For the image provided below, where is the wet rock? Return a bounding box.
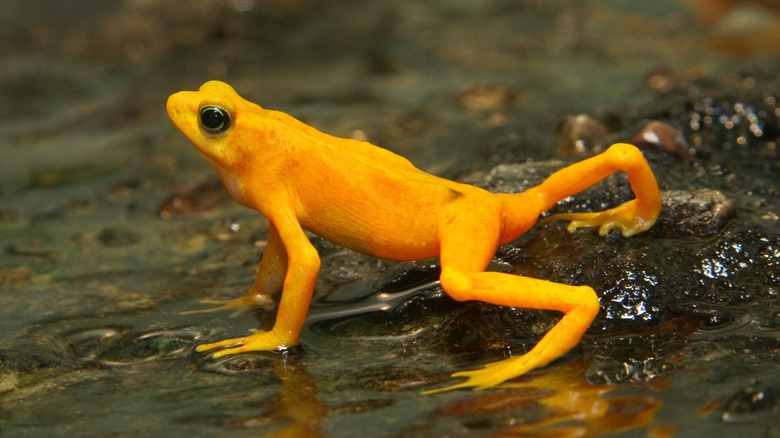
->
[721,383,778,423]
[0,345,76,393]
[693,227,780,298]
[656,189,735,238]
[584,333,682,385]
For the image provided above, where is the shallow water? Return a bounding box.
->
[1,1,779,436]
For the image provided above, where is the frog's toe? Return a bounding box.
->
[196,329,289,359]
[424,357,537,394]
[542,212,603,232]
[181,299,241,316]
[450,368,507,391]
[423,367,505,394]
[181,294,273,317]
[208,345,249,359]
[565,215,601,232]
[596,215,653,237]
[195,336,247,355]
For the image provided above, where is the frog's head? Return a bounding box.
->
[168,80,280,204]
[167,81,246,168]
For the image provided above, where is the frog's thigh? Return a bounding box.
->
[437,206,600,369]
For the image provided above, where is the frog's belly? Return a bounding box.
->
[300,202,441,261]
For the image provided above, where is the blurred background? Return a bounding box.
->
[1,1,779,436]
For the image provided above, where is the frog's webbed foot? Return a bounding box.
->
[181,293,274,317]
[196,329,288,358]
[545,199,657,237]
[424,355,539,394]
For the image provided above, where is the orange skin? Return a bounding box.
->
[166,81,661,392]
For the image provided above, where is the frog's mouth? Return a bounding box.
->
[166,92,216,165]
[166,91,199,135]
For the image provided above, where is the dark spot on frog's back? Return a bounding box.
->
[447,188,465,201]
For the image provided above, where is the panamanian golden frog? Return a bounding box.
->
[166,81,661,392]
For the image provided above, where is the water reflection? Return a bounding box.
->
[428,363,667,437]
[225,355,327,437]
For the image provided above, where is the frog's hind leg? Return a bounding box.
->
[530,143,661,237]
[426,203,599,393]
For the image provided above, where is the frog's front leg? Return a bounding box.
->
[183,224,287,317]
[537,143,661,237]
[196,214,319,357]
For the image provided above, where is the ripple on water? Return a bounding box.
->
[692,308,752,335]
[66,327,205,366]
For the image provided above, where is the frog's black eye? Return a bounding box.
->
[199,105,231,134]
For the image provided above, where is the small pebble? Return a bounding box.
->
[631,121,695,162]
[554,114,608,158]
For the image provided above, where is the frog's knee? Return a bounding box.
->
[439,268,473,301]
[607,143,643,163]
[576,285,600,320]
[608,142,640,155]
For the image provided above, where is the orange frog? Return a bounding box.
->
[166,81,661,392]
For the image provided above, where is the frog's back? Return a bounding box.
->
[268,108,418,171]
